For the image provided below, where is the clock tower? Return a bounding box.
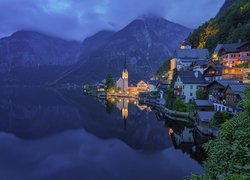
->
[122,59,128,93]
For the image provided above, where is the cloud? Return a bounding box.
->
[0,0,224,41]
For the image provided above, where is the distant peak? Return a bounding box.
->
[137,14,165,21]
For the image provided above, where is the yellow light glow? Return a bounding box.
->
[169,128,174,135]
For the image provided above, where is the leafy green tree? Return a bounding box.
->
[105,73,115,92]
[117,87,122,93]
[191,84,250,179]
[196,88,208,100]
[173,97,187,112]
[106,99,115,114]
[188,0,250,53]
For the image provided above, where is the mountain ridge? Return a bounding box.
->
[60,15,192,84]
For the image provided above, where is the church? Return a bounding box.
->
[116,60,129,93]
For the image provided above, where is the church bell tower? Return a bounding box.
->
[122,58,128,93]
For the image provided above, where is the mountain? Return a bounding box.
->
[0,30,81,71]
[60,15,192,84]
[188,0,250,53]
[0,30,81,85]
[217,0,240,16]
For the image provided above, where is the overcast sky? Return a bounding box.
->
[0,0,225,41]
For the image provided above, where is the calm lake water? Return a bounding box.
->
[0,87,207,180]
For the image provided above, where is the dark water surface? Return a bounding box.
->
[0,87,206,180]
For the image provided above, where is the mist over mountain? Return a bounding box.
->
[60,15,192,84]
[0,15,191,85]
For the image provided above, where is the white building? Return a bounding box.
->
[174,71,207,103]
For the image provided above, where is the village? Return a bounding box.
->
[84,40,250,136]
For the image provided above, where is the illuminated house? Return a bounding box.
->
[180,39,192,49]
[191,59,212,74]
[137,80,149,92]
[116,60,129,93]
[213,41,250,67]
[174,71,207,103]
[203,65,247,82]
[202,65,224,81]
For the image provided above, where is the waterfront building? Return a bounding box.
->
[116,60,129,93]
[137,80,149,92]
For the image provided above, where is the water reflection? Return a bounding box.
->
[104,97,208,163]
[0,87,209,180]
[106,97,150,120]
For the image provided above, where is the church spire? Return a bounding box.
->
[124,56,127,70]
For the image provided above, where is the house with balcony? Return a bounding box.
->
[202,64,246,82]
[174,71,207,103]
[207,80,238,111]
[213,41,250,67]
[224,83,246,114]
[202,65,224,81]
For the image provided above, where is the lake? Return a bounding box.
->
[0,87,208,180]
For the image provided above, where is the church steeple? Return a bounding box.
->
[122,57,128,80]
[124,57,127,70]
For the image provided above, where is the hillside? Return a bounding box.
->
[188,0,250,53]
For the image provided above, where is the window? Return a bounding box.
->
[247,53,250,57]
[190,93,193,96]
[183,85,185,89]
[190,85,193,89]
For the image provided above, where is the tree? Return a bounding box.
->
[191,84,250,179]
[105,74,115,92]
[106,99,115,114]
[196,88,208,100]
[117,87,122,93]
[210,111,232,127]
[173,97,187,112]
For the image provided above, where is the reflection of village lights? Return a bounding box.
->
[122,108,128,119]
[169,128,174,135]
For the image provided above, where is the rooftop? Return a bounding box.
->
[227,83,246,99]
[173,48,209,59]
[195,100,214,107]
[214,42,249,53]
[178,71,207,84]
[196,111,215,122]
[148,80,160,86]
